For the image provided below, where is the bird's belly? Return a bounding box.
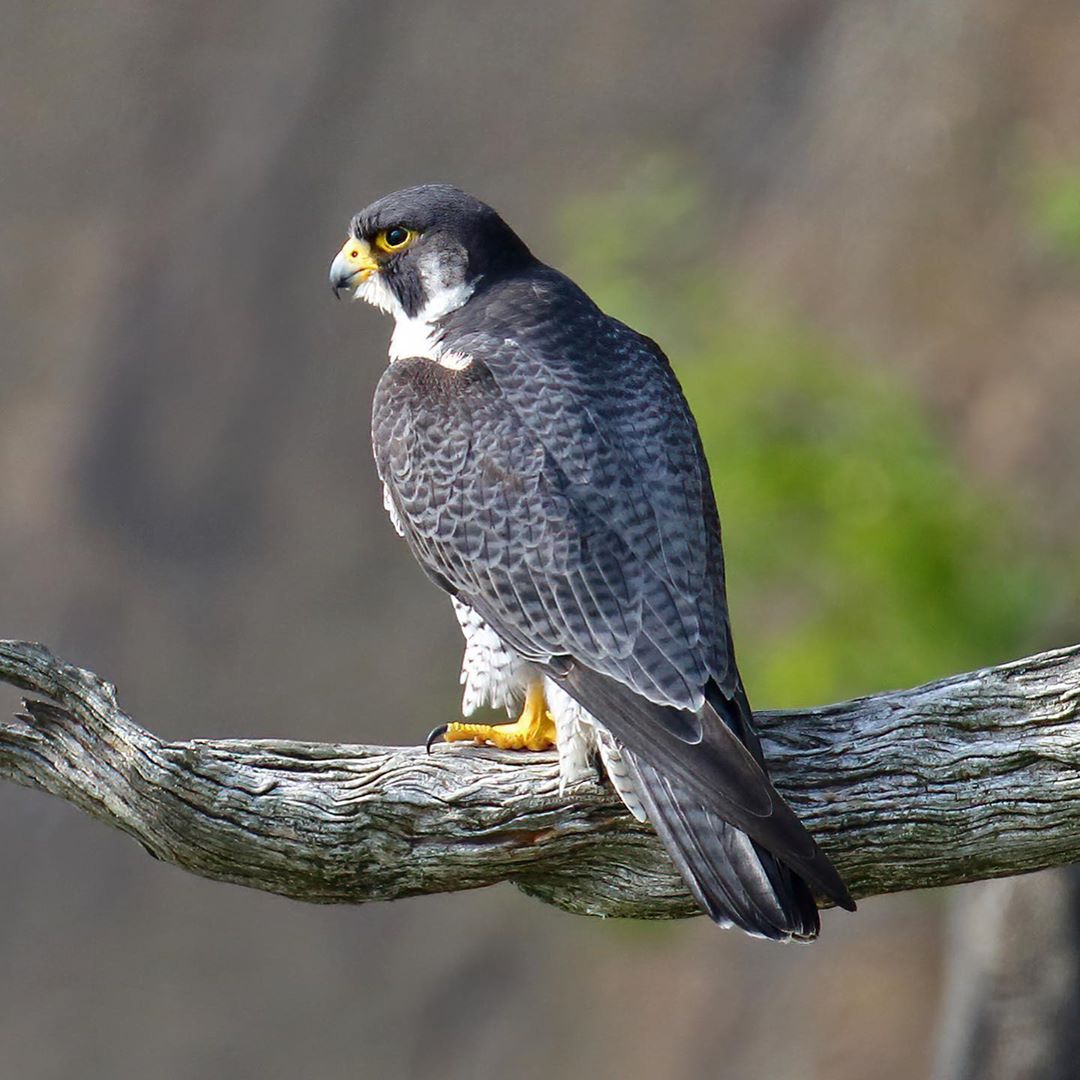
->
[451,597,532,716]
[450,598,646,819]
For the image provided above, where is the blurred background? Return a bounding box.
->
[3,2,1080,1077]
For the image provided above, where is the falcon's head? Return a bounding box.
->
[329,185,533,322]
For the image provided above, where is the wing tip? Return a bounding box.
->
[796,846,857,913]
[625,756,836,941]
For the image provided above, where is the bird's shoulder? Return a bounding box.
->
[382,266,737,706]
[443,264,668,381]
[445,265,720,596]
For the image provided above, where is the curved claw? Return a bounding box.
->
[425,724,449,754]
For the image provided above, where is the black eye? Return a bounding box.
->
[385,226,409,248]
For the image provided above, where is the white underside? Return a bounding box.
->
[451,598,646,820]
[356,261,474,370]
[389,317,472,370]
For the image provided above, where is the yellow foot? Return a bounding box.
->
[441,682,557,751]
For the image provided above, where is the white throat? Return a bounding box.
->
[388,311,472,370]
[356,268,476,371]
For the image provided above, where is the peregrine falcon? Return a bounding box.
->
[330,184,855,939]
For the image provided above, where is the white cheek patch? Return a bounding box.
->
[415,249,475,317]
[352,253,478,371]
[354,272,402,317]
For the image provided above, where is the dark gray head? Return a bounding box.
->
[329,184,534,321]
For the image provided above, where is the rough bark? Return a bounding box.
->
[2,639,1080,919]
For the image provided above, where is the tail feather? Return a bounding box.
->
[561,663,855,914]
[624,752,820,941]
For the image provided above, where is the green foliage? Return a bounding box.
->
[559,174,1053,707]
[1026,163,1080,262]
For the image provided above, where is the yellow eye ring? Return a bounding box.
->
[375,226,416,253]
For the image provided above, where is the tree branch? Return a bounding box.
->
[2,639,1080,919]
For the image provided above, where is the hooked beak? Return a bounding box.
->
[329,237,379,299]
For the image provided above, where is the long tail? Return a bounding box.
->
[623,753,821,940]
[557,664,855,937]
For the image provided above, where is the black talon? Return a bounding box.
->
[425,724,449,753]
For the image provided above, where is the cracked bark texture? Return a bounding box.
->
[3,638,1080,919]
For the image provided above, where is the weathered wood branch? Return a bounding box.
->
[2,640,1080,919]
